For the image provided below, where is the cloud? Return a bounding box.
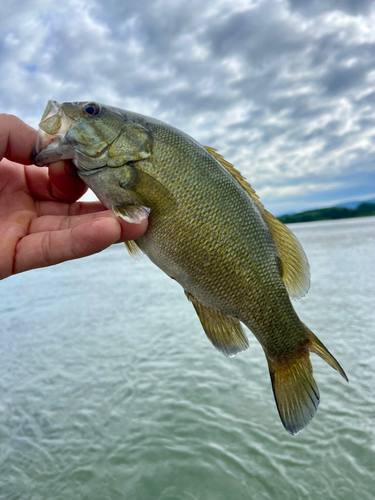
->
[289,0,374,16]
[1,0,375,214]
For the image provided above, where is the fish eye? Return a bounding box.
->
[83,102,101,117]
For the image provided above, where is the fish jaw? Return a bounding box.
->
[31,100,76,166]
[31,100,118,172]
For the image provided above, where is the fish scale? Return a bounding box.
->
[32,100,348,434]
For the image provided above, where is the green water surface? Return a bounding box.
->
[1,217,374,500]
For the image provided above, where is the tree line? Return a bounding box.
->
[278,202,375,224]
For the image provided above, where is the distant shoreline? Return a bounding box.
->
[277,202,375,224]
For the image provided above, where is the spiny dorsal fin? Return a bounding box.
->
[205,146,310,300]
[185,291,249,357]
[205,146,263,206]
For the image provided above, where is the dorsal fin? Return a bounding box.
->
[261,208,310,299]
[205,146,263,206]
[205,146,310,299]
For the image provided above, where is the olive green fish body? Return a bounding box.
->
[32,101,348,434]
[82,120,304,355]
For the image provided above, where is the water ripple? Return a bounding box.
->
[1,218,374,499]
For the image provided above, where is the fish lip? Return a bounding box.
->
[31,130,62,164]
[41,100,60,122]
[31,124,73,166]
[31,101,76,166]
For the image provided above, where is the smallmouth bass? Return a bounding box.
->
[32,100,348,434]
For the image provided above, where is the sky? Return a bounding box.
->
[1,0,375,215]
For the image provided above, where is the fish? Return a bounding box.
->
[32,100,348,434]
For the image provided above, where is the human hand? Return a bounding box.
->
[0,114,148,280]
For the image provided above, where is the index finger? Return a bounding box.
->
[0,113,89,202]
[0,114,36,164]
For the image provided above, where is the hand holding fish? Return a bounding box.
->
[0,114,148,280]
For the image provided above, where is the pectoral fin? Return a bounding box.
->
[185,292,249,357]
[117,164,176,213]
[112,205,150,224]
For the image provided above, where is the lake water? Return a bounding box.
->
[1,216,374,500]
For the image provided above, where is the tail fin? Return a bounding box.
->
[267,350,320,435]
[267,328,348,435]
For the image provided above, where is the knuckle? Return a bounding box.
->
[41,232,53,266]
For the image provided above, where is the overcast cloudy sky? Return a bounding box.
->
[1,0,375,215]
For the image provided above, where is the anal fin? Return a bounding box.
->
[185,292,249,357]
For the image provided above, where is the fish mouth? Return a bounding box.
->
[31,100,76,166]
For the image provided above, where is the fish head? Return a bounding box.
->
[32,100,153,173]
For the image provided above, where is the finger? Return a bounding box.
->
[0,115,86,202]
[29,209,148,240]
[24,161,88,202]
[23,163,56,200]
[14,216,146,274]
[35,200,108,217]
[0,114,37,164]
[0,113,97,203]
[48,160,88,201]
[0,158,64,202]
